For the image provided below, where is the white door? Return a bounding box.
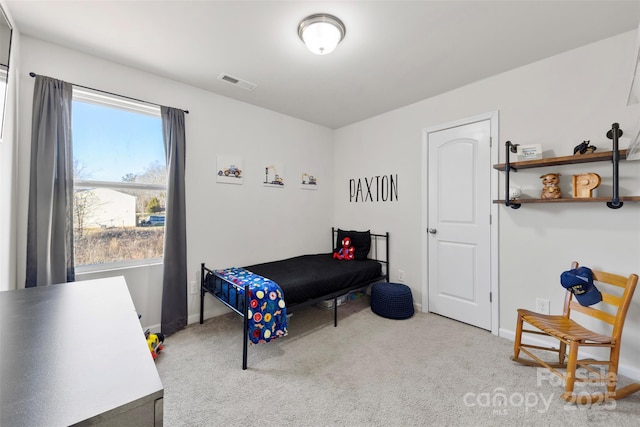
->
[427,119,492,330]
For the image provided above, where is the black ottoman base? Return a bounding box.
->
[371,282,414,319]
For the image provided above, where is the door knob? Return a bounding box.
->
[428,228,437,234]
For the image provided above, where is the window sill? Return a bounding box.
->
[75,259,163,275]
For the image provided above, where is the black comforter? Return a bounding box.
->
[245,253,383,306]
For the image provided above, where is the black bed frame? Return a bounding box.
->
[199,227,389,369]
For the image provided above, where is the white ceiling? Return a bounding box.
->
[4,1,640,129]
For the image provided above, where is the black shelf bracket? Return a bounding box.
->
[606,123,623,209]
[504,141,521,209]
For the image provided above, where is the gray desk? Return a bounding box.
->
[0,277,163,426]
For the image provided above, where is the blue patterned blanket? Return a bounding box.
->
[214,267,288,344]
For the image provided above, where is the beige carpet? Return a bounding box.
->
[155,297,640,426]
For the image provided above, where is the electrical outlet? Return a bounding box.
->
[398,269,405,283]
[190,280,198,295]
[536,298,550,314]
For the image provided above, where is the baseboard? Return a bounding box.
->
[143,322,161,334]
[188,312,203,325]
[146,312,222,333]
[499,327,640,382]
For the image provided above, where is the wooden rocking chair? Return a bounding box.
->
[511,261,640,404]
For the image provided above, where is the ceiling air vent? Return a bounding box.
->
[217,73,257,91]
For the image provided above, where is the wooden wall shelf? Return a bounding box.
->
[493,149,628,171]
[494,196,640,204]
[496,123,634,209]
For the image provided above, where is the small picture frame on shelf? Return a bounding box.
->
[517,144,542,161]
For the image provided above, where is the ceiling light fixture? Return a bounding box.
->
[298,13,346,55]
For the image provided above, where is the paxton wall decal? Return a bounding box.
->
[217,155,244,184]
[349,174,398,202]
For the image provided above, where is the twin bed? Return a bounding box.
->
[200,228,389,369]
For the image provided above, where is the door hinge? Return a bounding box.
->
[489,214,492,225]
[490,136,492,147]
[490,292,493,303]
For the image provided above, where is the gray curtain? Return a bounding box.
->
[25,76,74,287]
[160,106,187,336]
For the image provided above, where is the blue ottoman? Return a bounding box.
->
[371,282,414,319]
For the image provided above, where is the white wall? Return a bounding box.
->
[0,0,19,291]
[16,36,335,329]
[334,31,640,378]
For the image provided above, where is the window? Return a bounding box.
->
[72,89,166,270]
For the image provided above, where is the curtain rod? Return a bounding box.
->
[29,72,189,114]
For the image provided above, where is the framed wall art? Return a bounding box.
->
[300,171,318,190]
[217,155,244,184]
[263,162,285,187]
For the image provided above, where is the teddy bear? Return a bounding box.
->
[540,173,562,199]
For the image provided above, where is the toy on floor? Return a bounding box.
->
[138,314,164,360]
[145,328,165,360]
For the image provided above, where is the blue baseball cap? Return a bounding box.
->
[560,266,602,306]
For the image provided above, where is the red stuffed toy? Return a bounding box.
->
[333,237,355,260]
